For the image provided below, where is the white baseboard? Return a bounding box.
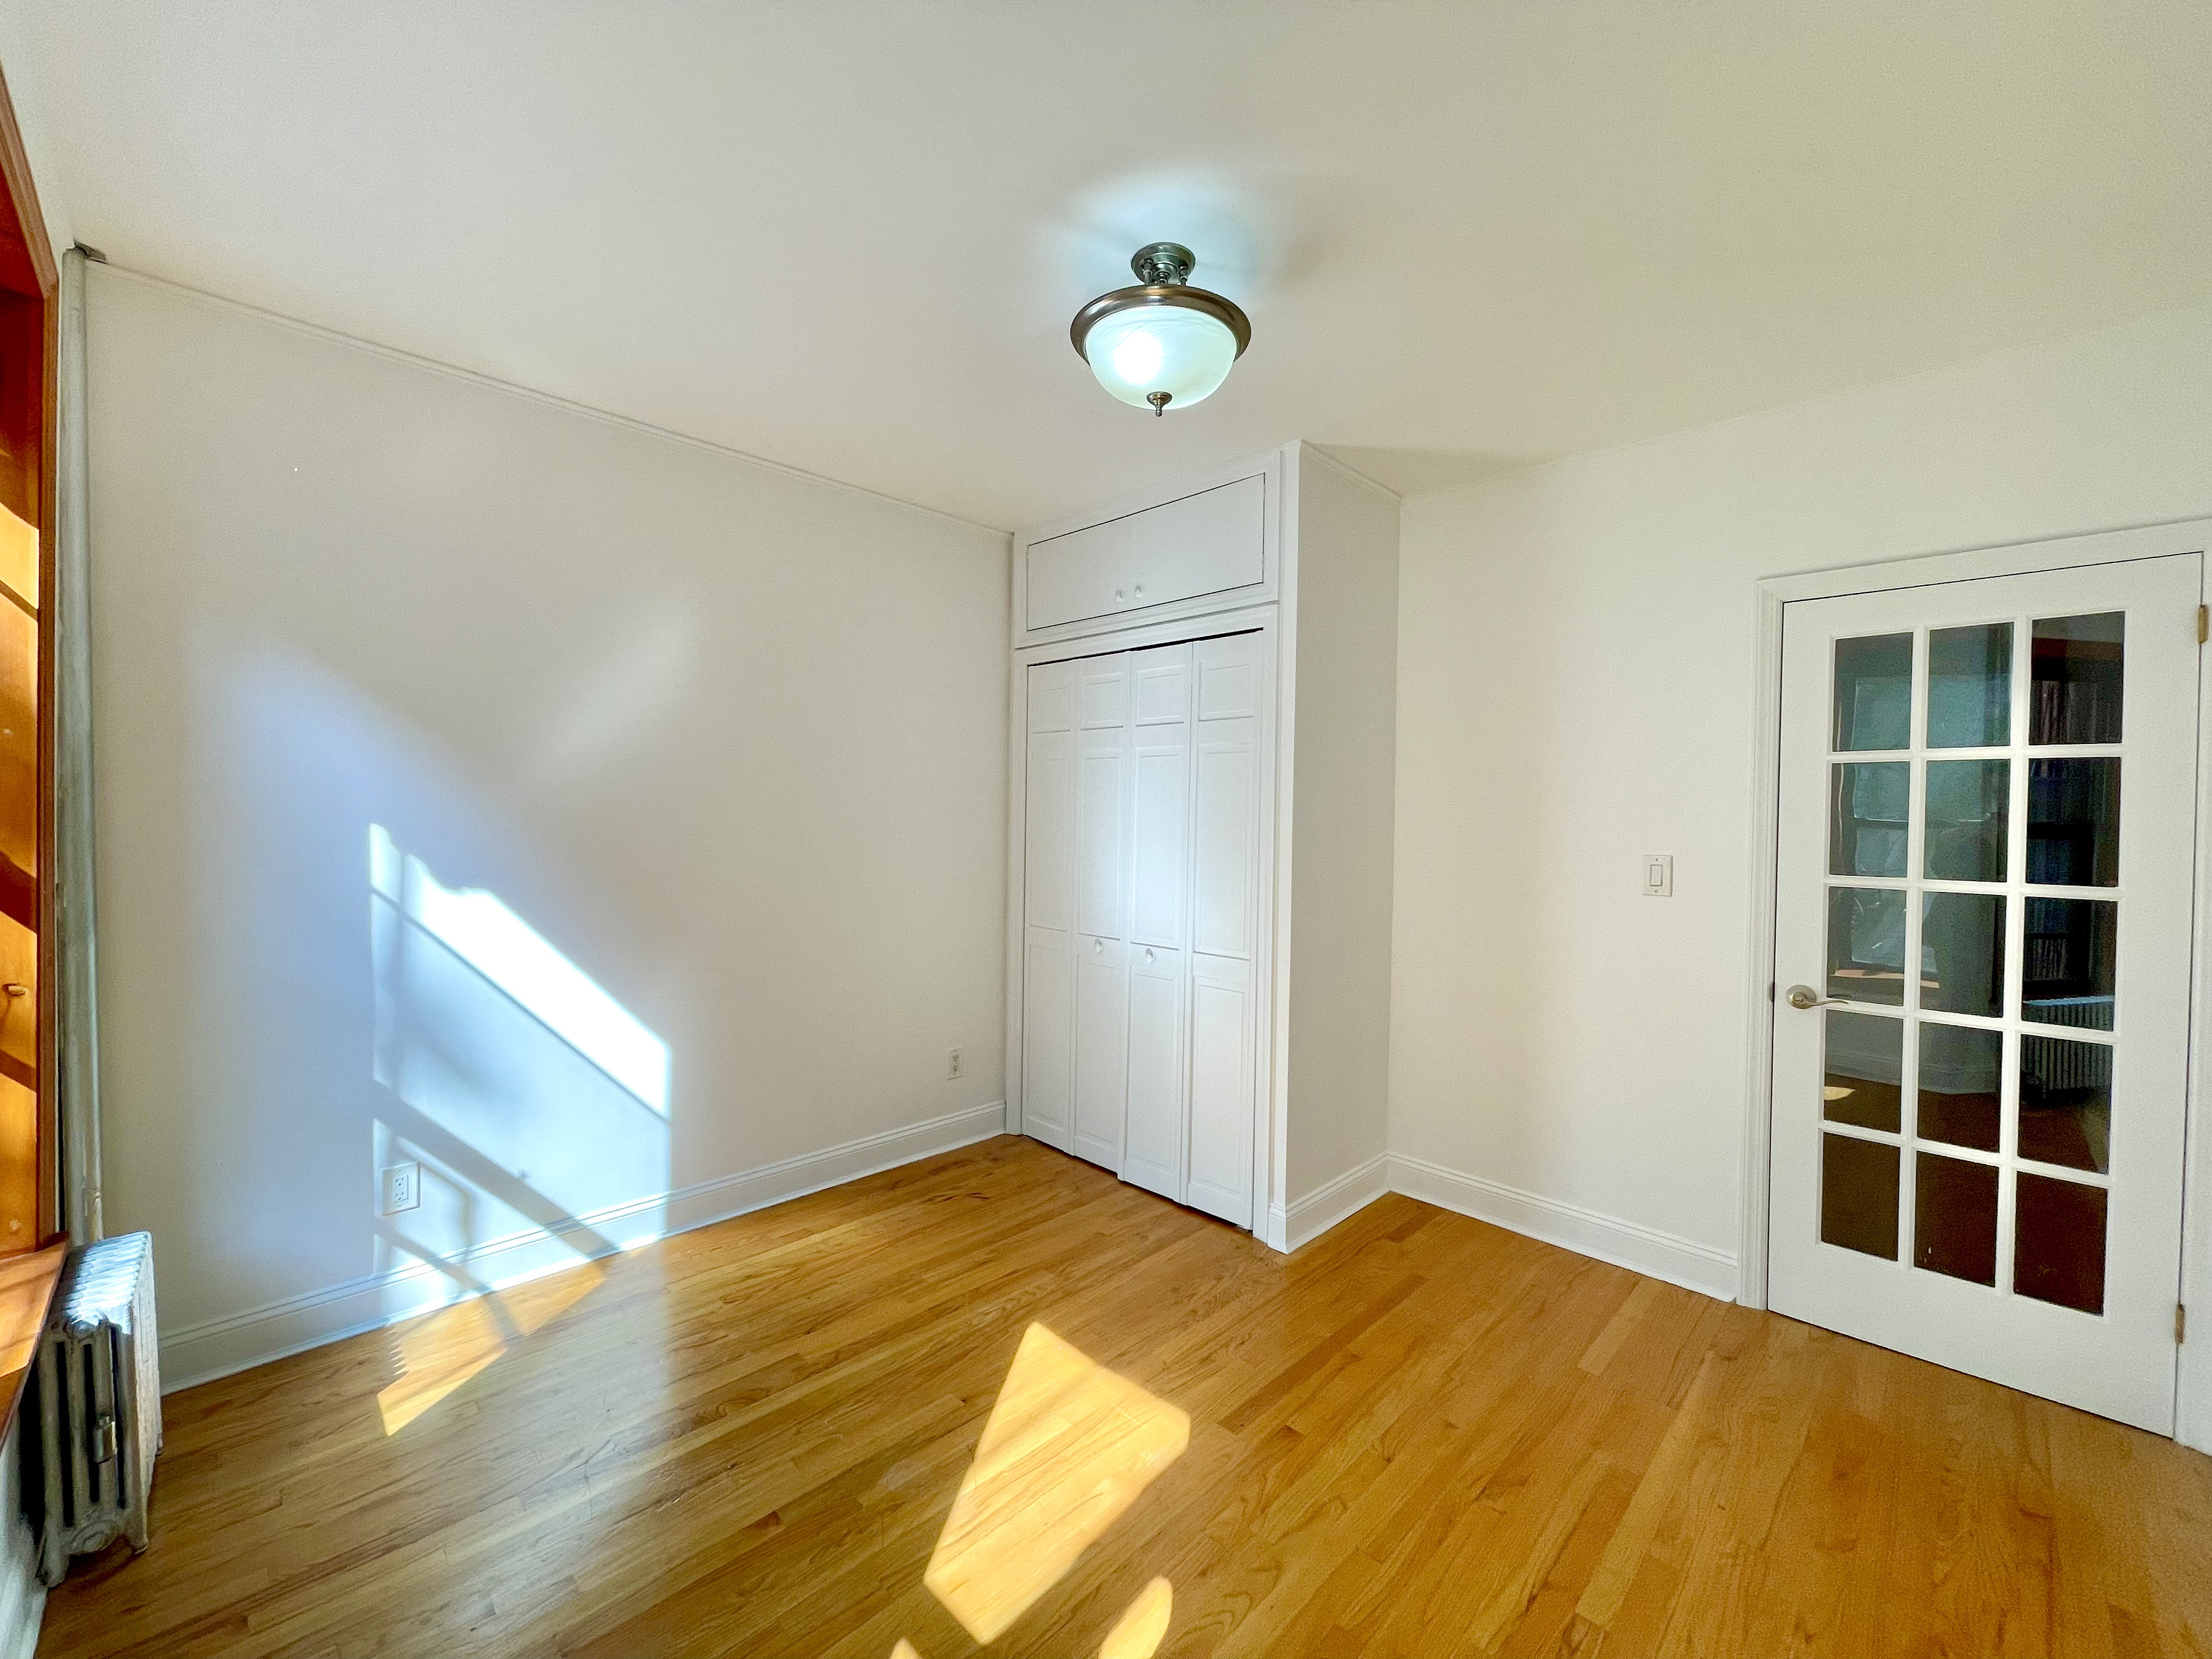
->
[1274,1149,1737,1303]
[1284,1154,1391,1252]
[165,1112,1736,1389]
[1386,1153,1739,1301]
[160,1101,1008,1391]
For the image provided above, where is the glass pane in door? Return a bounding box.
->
[1830,763,1908,876]
[2027,759,2120,886]
[1914,1152,1998,1285]
[1826,888,1906,1005]
[1822,1135,1898,1259]
[1921,893,2004,1019]
[2030,614,2124,744]
[2018,1036,2111,1173]
[1927,622,2011,748]
[2022,898,2117,1031]
[1823,1010,1901,1132]
[1923,759,2008,881]
[1917,1022,2000,1152]
[2015,1172,2107,1314]
[1833,634,1912,751]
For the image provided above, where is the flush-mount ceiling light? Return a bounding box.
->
[1070,242,1251,416]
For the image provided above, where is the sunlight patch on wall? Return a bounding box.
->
[368,824,672,1337]
[371,825,668,1114]
[924,1323,1188,1644]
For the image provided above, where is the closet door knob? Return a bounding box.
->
[1144,947,1155,963]
[1093,938,1104,953]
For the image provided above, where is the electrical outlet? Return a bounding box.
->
[381,1161,421,1216]
[1641,853,1674,897]
[947,1046,964,1081]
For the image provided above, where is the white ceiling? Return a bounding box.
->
[18,1,2211,529]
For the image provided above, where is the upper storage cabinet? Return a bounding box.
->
[1022,472,1267,638]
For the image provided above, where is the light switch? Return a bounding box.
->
[1641,853,1674,897]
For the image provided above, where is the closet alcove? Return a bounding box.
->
[1005,443,1399,1248]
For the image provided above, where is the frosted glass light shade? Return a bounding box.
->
[1080,304,1240,411]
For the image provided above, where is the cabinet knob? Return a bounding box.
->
[1144,947,1155,963]
[1093,938,1104,952]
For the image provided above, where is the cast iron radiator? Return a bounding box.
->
[29,1231,162,1585]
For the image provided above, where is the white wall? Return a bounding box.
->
[1282,448,1399,1215]
[86,268,1011,1385]
[1390,301,2212,1290]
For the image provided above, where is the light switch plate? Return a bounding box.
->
[1641,853,1674,897]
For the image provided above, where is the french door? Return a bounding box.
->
[1769,552,2201,1432]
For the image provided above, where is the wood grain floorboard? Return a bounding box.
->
[36,1137,2212,1658]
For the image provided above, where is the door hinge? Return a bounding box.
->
[2198,605,2208,645]
[2180,1302,2189,1344]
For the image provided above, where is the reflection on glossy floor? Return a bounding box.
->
[39,1136,2212,1658]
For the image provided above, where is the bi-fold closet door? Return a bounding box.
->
[1020,634,1261,1225]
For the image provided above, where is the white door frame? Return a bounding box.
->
[1738,516,2212,1450]
[1003,602,1283,1233]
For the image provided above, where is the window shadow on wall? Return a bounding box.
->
[367,824,671,1431]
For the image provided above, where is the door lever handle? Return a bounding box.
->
[1784,984,1837,1011]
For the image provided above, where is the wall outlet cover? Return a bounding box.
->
[947,1046,964,1081]
[381,1161,421,1216]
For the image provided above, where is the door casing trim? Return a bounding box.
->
[1740,516,2212,1451]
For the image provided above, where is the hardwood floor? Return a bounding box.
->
[39,1136,2212,1658]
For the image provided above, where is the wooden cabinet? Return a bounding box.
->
[0,258,50,1258]
[1006,444,1399,1248]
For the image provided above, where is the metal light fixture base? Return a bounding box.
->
[1130,242,1197,287]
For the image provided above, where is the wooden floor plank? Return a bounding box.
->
[37,1137,2212,1659]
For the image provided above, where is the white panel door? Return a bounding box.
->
[1123,644,1194,1200]
[1769,554,2200,1432]
[1020,659,1077,1152]
[1185,633,1261,1224]
[1072,653,1133,1170]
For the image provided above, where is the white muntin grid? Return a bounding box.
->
[1817,607,2121,1310]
